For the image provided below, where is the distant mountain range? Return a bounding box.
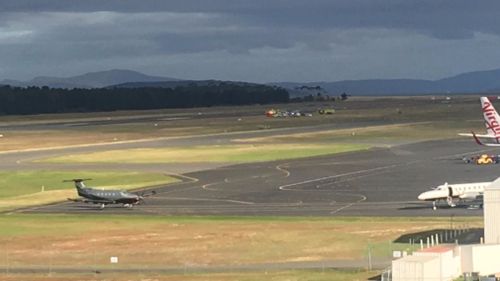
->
[4,68,500,96]
[273,68,500,96]
[110,80,262,89]
[1,69,179,89]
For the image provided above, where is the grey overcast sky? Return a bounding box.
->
[2,0,500,82]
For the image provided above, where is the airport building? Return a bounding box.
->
[484,180,500,244]
[391,178,500,281]
[392,245,460,280]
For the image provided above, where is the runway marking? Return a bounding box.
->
[203,174,278,192]
[202,182,222,191]
[275,163,291,178]
[159,117,190,121]
[434,147,500,160]
[165,173,199,184]
[315,167,396,189]
[143,173,200,196]
[151,196,255,205]
[225,174,274,182]
[64,122,89,127]
[278,162,418,191]
[330,194,367,215]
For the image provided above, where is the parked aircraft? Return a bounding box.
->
[459,97,500,146]
[417,180,490,210]
[65,179,155,209]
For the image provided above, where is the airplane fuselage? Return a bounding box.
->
[418,181,489,209]
[78,187,141,205]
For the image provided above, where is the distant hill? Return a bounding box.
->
[273,68,500,96]
[6,67,500,95]
[109,79,263,89]
[1,69,180,89]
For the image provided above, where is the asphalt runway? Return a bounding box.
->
[0,107,263,131]
[21,138,500,217]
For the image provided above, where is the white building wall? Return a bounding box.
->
[392,256,440,281]
[460,244,500,275]
[416,251,461,280]
[447,250,462,280]
[484,181,500,244]
[460,245,473,273]
[393,249,460,281]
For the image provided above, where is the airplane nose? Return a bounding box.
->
[418,192,426,200]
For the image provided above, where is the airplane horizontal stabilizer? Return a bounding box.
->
[458,133,495,138]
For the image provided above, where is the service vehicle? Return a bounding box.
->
[462,154,500,165]
[318,108,335,114]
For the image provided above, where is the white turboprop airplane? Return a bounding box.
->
[417,180,490,210]
[459,96,500,146]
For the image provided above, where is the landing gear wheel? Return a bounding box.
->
[432,201,437,210]
[446,197,456,207]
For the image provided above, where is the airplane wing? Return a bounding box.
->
[137,190,157,198]
[458,133,496,138]
[458,132,500,146]
[471,132,500,146]
[67,198,114,204]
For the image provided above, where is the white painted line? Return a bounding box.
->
[278,163,410,191]
[330,194,367,214]
[153,196,255,205]
[202,182,222,191]
[276,163,291,178]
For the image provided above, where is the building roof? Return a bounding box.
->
[393,255,436,263]
[418,245,454,253]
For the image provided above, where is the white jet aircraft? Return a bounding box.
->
[417,180,490,210]
[459,97,500,146]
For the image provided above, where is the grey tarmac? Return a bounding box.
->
[19,138,499,217]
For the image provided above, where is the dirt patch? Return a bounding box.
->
[0,217,482,268]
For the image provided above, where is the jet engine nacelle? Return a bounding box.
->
[459,192,481,200]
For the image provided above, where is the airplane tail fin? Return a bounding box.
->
[62,178,92,190]
[471,131,484,145]
[481,97,500,136]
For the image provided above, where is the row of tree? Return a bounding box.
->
[0,83,289,115]
[290,92,350,102]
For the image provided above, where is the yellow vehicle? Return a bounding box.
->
[463,154,499,165]
[477,154,494,164]
[318,108,335,114]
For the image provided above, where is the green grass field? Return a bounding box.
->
[236,121,482,144]
[0,171,178,211]
[34,119,480,165]
[0,269,379,281]
[37,143,370,164]
[0,215,482,280]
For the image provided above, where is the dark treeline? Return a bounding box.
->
[0,83,289,115]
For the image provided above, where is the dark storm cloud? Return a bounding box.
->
[2,0,500,39]
[1,0,500,82]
